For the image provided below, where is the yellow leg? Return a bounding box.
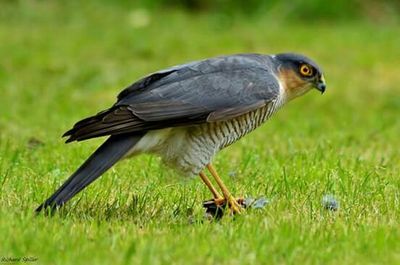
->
[199,171,222,199]
[206,164,243,214]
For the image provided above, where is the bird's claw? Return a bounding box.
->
[203,197,245,219]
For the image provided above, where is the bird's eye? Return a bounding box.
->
[299,64,313,77]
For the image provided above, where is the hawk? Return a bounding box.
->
[36,53,326,215]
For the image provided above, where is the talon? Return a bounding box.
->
[200,165,247,218]
[227,196,243,215]
[214,197,225,206]
[203,197,244,218]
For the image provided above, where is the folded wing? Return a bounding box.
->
[64,54,280,142]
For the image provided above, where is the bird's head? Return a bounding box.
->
[273,53,326,101]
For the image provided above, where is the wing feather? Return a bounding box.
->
[65,54,280,142]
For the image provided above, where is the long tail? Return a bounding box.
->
[35,133,143,213]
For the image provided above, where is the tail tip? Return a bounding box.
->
[65,138,74,143]
[35,204,44,213]
[35,201,61,215]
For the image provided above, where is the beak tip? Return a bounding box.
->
[317,83,326,94]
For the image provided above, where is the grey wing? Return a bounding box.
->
[64,54,280,142]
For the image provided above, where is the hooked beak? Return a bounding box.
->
[315,75,326,94]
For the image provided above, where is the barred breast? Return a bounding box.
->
[158,97,286,175]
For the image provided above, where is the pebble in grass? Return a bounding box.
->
[243,197,269,209]
[322,194,339,211]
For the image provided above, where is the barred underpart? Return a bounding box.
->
[166,98,285,175]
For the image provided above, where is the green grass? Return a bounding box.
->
[1,2,400,265]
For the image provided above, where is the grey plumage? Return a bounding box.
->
[275,53,323,75]
[64,54,280,142]
[36,53,325,212]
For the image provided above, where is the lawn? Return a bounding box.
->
[0,2,399,265]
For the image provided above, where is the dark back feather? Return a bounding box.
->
[64,54,281,142]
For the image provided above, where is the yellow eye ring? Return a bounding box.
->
[300,64,313,77]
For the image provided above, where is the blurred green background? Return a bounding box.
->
[1,0,400,140]
[138,0,400,22]
[0,1,399,265]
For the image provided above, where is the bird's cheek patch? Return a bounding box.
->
[278,69,308,98]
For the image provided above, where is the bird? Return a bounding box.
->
[36,53,326,215]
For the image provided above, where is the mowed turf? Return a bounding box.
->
[0,2,399,265]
